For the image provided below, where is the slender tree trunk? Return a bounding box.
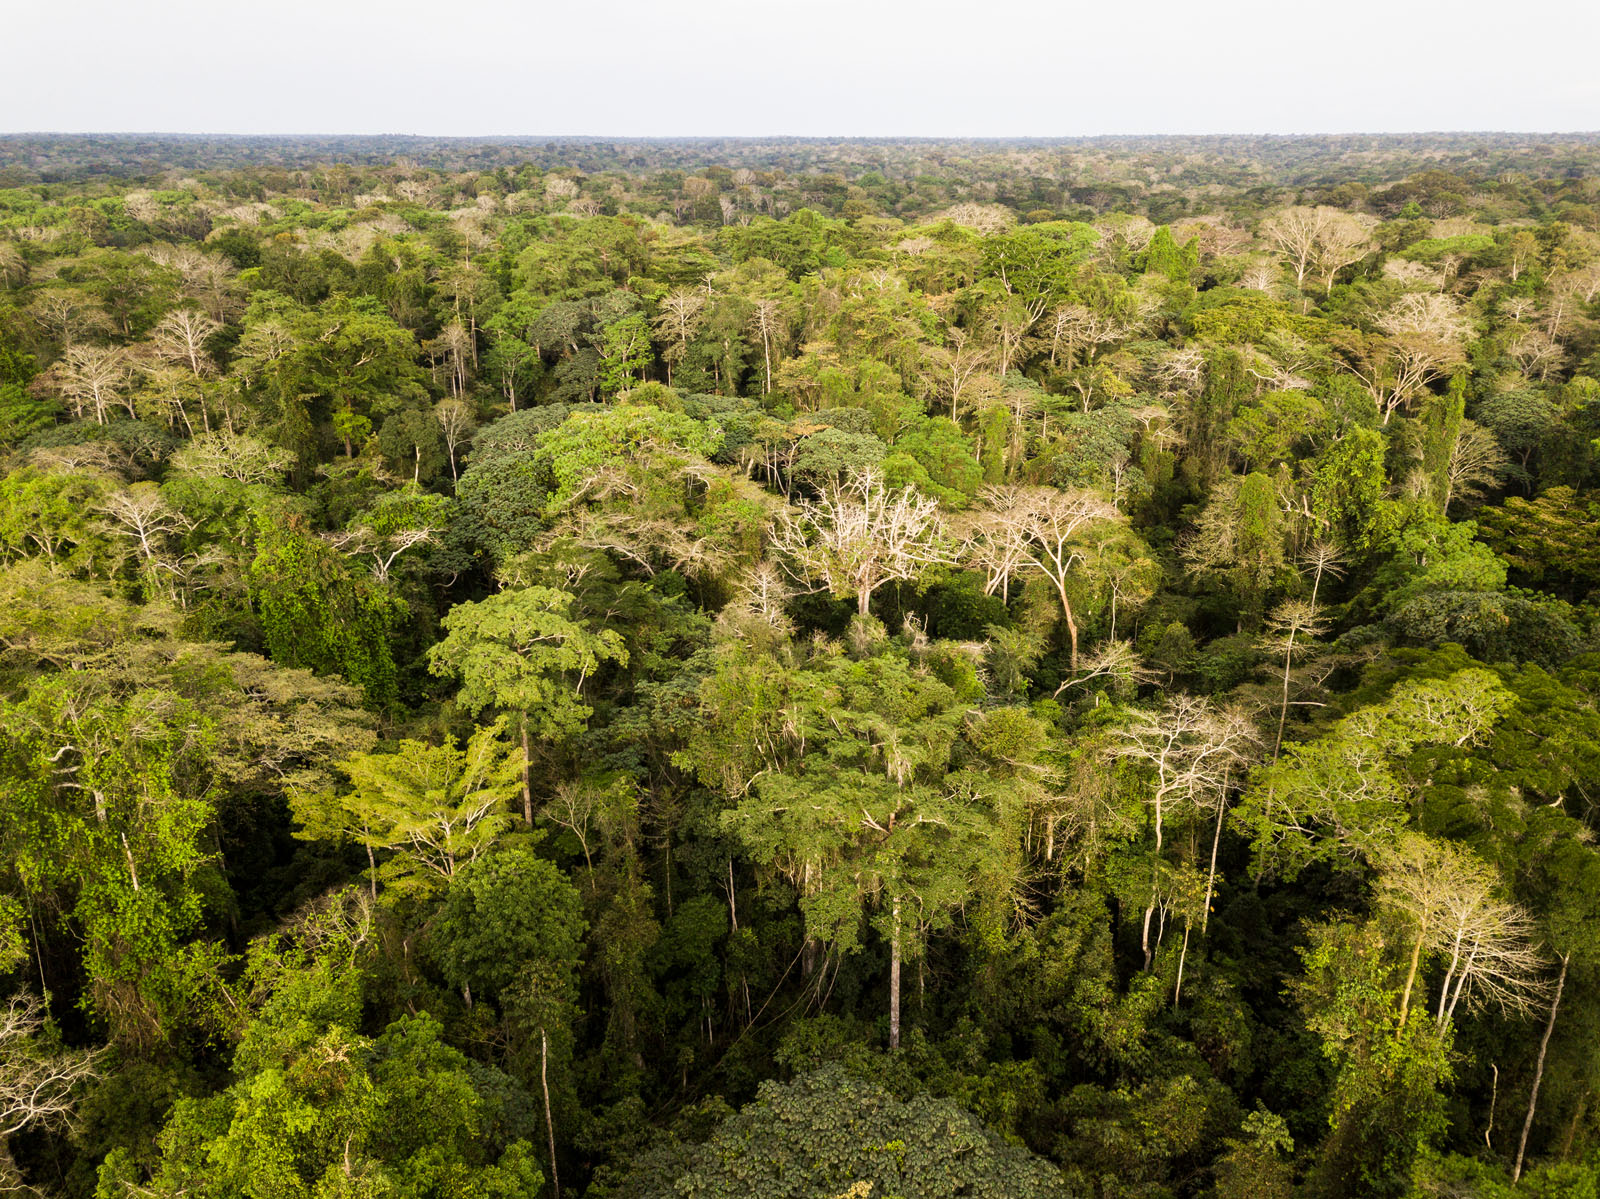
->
[1174,918,1192,1006]
[1399,920,1427,1025]
[1560,1093,1587,1160]
[1515,953,1570,1183]
[541,1027,561,1199]
[1487,1062,1499,1149]
[1201,777,1228,937]
[1273,630,1296,763]
[888,898,902,1050]
[520,713,534,825]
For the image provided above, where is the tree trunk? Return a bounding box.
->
[1201,784,1227,937]
[1399,920,1427,1025]
[1515,953,1569,1183]
[1059,588,1080,671]
[1174,918,1192,1006]
[520,713,533,825]
[888,898,902,1050]
[541,1027,561,1199]
[1273,630,1295,763]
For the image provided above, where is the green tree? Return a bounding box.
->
[295,721,520,898]
[620,1064,1069,1199]
[248,519,401,711]
[428,587,628,823]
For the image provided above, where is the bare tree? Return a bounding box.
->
[1261,207,1331,291]
[1376,832,1546,1028]
[435,398,477,482]
[1316,212,1374,291]
[101,483,194,591]
[1349,293,1472,425]
[1114,697,1259,972]
[326,524,439,583]
[961,485,1121,668]
[925,327,994,422]
[652,288,707,387]
[28,288,112,348]
[168,429,291,485]
[57,344,133,424]
[1438,420,1507,510]
[1262,599,1330,762]
[956,486,1033,603]
[0,242,24,288]
[773,468,951,618]
[1,992,100,1187]
[748,298,784,394]
[1515,954,1570,1184]
[151,307,221,378]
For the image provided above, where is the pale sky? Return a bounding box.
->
[5,0,1598,137]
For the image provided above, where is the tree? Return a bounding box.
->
[150,307,220,379]
[774,467,951,618]
[963,484,1123,668]
[703,641,1011,1049]
[1236,669,1514,877]
[1260,206,1370,293]
[428,586,628,823]
[56,344,132,424]
[117,1008,544,1199]
[1374,832,1546,1028]
[434,848,585,1191]
[434,397,476,482]
[652,288,707,386]
[249,520,401,711]
[1,993,100,1187]
[1347,293,1471,425]
[596,313,654,396]
[299,721,521,896]
[1181,472,1287,622]
[622,1065,1070,1198]
[1262,598,1330,761]
[100,482,193,600]
[1113,696,1258,975]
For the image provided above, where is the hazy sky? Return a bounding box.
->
[5,0,1598,137]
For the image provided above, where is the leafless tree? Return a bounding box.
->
[1261,206,1370,293]
[1,992,100,1187]
[773,468,951,618]
[101,483,192,568]
[960,485,1121,668]
[925,327,994,421]
[1353,293,1472,425]
[152,307,221,378]
[652,288,707,386]
[58,345,133,424]
[168,429,291,485]
[1376,833,1547,1028]
[1114,697,1259,970]
[435,398,477,482]
[1262,599,1330,762]
[748,298,785,394]
[326,523,439,583]
[0,242,24,287]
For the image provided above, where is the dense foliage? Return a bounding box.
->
[3,134,1600,1198]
